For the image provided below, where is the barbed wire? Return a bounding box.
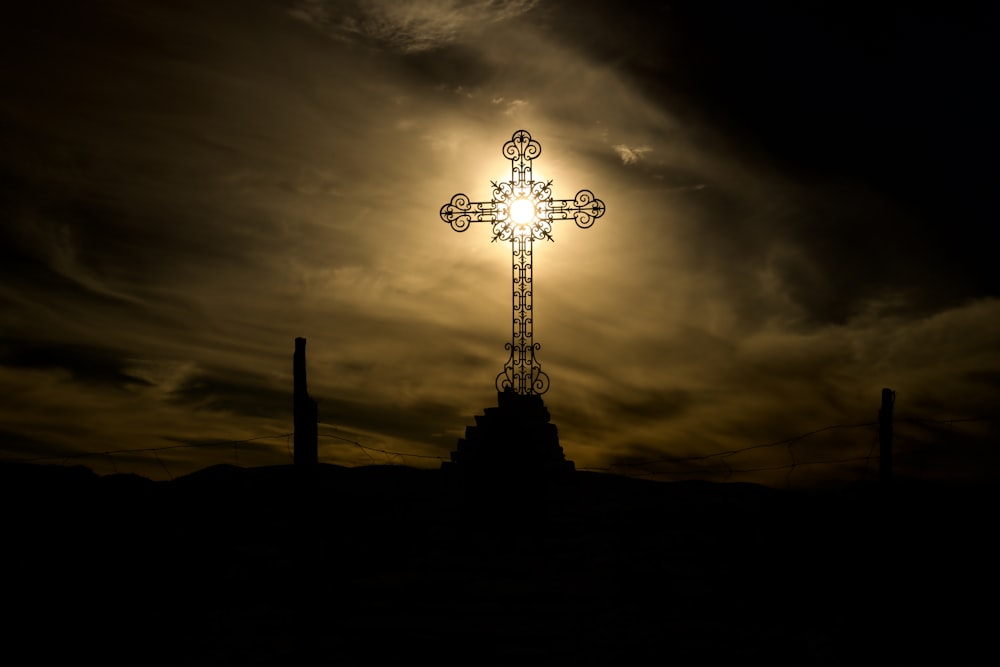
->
[3,432,296,466]
[583,416,995,483]
[318,432,450,463]
[0,415,993,484]
[577,420,884,484]
[898,416,993,427]
[581,453,882,479]
[596,420,880,470]
[0,428,449,470]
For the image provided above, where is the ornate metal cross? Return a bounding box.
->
[440,129,606,395]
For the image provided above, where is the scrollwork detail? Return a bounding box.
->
[570,189,606,229]
[503,129,541,163]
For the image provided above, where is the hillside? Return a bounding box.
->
[2,462,992,665]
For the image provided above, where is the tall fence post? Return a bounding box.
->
[879,387,895,484]
[294,337,318,467]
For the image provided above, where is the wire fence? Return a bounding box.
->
[578,420,882,481]
[2,413,994,487]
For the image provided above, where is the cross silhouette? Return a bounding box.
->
[440,129,606,395]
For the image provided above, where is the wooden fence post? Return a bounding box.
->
[879,388,895,484]
[294,337,318,467]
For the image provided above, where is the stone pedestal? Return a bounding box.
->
[443,389,574,500]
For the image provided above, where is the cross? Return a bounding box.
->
[440,129,606,395]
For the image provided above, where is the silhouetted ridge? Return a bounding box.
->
[3,459,993,665]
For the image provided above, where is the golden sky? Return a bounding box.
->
[1,0,997,486]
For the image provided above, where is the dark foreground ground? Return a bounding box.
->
[2,462,994,665]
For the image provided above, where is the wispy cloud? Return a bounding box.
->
[290,0,540,52]
[613,144,653,165]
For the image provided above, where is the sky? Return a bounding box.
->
[1,0,997,488]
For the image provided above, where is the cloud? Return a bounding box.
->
[613,144,653,165]
[290,0,540,52]
[546,296,1000,486]
[1,1,996,488]
[502,98,530,116]
[0,339,152,390]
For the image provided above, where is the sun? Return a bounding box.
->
[509,197,535,225]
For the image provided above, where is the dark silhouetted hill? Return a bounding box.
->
[2,462,992,665]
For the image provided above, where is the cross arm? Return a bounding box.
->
[440,193,499,232]
[546,189,606,229]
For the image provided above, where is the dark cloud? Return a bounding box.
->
[542,0,999,312]
[0,429,76,460]
[167,368,291,419]
[0,339,151,390]
[317,394,465,444]
[599,388,695,423]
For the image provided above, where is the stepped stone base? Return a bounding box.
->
[442,389,574,484]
